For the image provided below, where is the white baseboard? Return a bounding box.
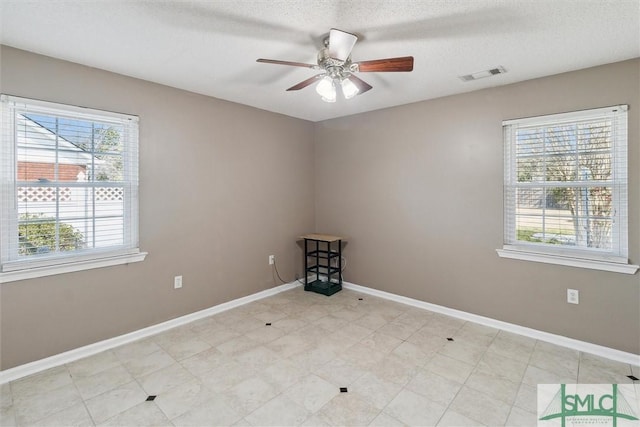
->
[342,282,640,366]
[3,279,638,384]
[0,281,299,384]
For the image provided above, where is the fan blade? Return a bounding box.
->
[328,28,358,61]
[286,74,324,91]
[355,56,414,72]
[256,58,317,69]
[346,75,373,94]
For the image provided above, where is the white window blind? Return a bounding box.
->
[1,95,144,278]
[500,105,635,272]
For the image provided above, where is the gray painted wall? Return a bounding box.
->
[0,46,316,370]
[315,59,640,354]
[1,46,638,371]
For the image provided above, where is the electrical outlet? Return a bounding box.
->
[567,288,579,304]
[174,275,183,289]
[268,255,275,265]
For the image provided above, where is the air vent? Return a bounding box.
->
[459,66,507,82]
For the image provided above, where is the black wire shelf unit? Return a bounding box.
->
[300,234,344,296]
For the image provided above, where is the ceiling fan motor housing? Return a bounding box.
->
[317,48,351,78]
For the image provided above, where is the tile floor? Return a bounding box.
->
[1,287,638,426]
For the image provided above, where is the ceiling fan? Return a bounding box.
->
[256,28,414,102]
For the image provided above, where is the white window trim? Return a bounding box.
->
[0,95,146,282]
[496,248,638,274]
[499,105,638,274]
[0,251,147,283]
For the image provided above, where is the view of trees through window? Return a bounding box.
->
[515,120,613,250]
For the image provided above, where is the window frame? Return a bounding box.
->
[497,105,638,274]
[0,95,146,283]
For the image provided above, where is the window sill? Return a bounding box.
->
[0,251,148,283]
[496,247,638,274]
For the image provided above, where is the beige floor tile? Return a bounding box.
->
[137,362,195,395]
[1,383,12,411]
[265,334,313,358]
[197,360,256,393]
[289,346,338,372]
[314,357,368,388]
[350,372,403,410]
[505,406,537,427]
[529,347,579,378]
[424,353,475,384]
[359,331,403,355]
[312,314,350,331]
[475,350,528,382]
[522,364,577,387]
[405,369,462,406]
[464,371,520,405]
[270,316,309,334]
[368,412,406,426]
[171,396,242,426]
[330,307,367,322]
[353,313,389,331]
[383,389,446,426]
[406,329,447,354]
[317,392,381,426]
[227,316,269,334]
[84,380,147,424]
[11,365,73,401]
[113,339,161,363]
[261,358,309,392]
[244,324,286,344]
[437,409,486,427]
[0,405,16,427]
[245,394,310,426]
[179,347,232,376]
[377,320,421,340]
[419,319,464,339]
[13,383,82,425]
[332,323,374,342]
[67,351,121,379]
[216,335,261,355]
[123,348,176,378]
[31,401,93,427]
[369,354,420,386]
[153,378,216,420]
[156,334,211,361]
[225,376,279,415]
[197,328,241,347]
[233,345,282,371]
[285,374,340,413]
[339,343,387,369]
[252,308,289,323]
[449,386,511,426]
[486,335,534,363]
[300,413,332,426]
[578,361,636,384]
[437,340,487,365]
[98,401,170,426]
[391,340,433,366]
[10,288,640,427]
[513,382,538,413]
[73,364,134,400]
[188,316,224,335]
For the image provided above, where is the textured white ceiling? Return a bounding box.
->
[1,0,639,122]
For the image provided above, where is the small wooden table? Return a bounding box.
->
[299,234,345,296]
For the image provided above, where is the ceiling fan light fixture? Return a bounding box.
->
[316,76,336,102]
[341,77,359,99]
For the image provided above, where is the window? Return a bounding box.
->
[497,105,638,274]
[1,95,146,282]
